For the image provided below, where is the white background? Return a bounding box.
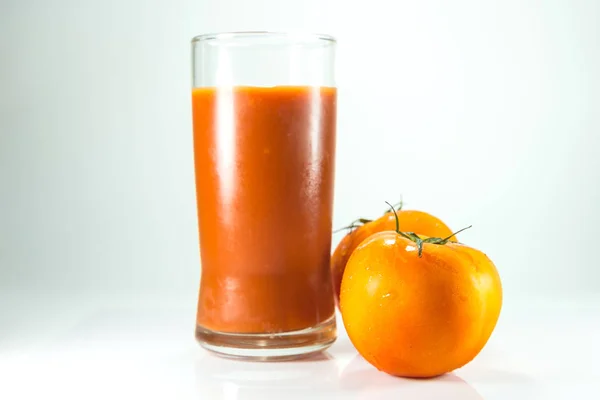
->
[2,0,599,296]
[1,1,600,398]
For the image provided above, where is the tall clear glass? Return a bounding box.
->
[191,32,337,359]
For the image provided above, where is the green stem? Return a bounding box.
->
[333,218,373,233]
[385,201,472,257]
[335,198,403,234]
[384,197,403,214]
[385,201,400,232]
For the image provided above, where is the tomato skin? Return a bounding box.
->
[340,231,502,378]
[331,210,456,306]
[331,221,381,307]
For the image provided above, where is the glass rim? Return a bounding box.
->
[191,31,337,44]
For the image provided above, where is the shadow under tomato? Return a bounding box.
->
[458,366,535,384]
[339,354,485,400]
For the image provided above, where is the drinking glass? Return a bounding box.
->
[191,31,337,359]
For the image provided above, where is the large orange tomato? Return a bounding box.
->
[340,209,502,378]
[331,208,456,305]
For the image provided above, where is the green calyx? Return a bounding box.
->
[333,218,373,233]
[384,201,472,257]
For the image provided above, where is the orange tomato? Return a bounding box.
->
[339,225,502,378]
[331,209,456,306]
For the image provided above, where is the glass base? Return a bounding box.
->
[195,315,337,361]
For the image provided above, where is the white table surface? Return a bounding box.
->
[1,289,598,399]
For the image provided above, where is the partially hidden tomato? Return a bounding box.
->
[339,209,502,378]
[331,208,456,306]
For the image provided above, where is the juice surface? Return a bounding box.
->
[192,86,337,333]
